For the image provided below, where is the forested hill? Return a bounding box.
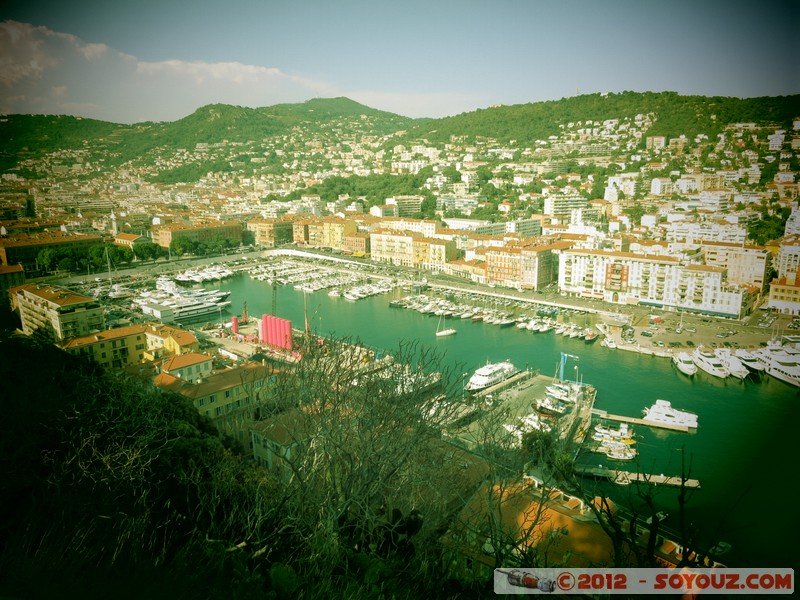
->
[400,91,800,145]
[0,97,414,172]
[1,92,798,173]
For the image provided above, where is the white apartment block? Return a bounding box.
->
[543,193,588,220]
[558,249,748,317]
[775,235,800,278]
[701,242,770,291]
[661,219,747,244]
[604,173,638,201]
[784,207,800,236]
[650,177,674,196]
[692,190,734,212]
[380,217,438,237]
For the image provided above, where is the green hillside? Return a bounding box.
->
[401,91,800,145]
[1,93,797,177]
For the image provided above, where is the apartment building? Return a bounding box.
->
[413,237,458,272]
[151,221,242,249]
[380,217,438,237]
[292,220,310,245]
[558,249,749,316]
[484,243,562,290]
[0,263,25,295]
[774,235,800,278]
[321,216,356,250]
[370,229,416,266]
[155,363,275,429]
[143,323,200,357]
[250,407,308,474]
[343,233,370,256]
[701,241,770,291]
[0,232,104,270]
[661,219,748,244]
[62,324,148,369]
[10,283,104,340]
[386,195,425,216]
[766,272,800,315]
[543,193,589,221]
[246,218,294,247]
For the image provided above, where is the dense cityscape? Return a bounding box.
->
[2,92,799,597]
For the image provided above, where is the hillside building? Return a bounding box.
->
[10,283,104,340]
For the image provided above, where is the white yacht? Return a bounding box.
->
[715,348,750,380]
[692,347,729,379]
[642,399,698,429]
[600,336,617,349]
[465,360,518,392]
[734,348,766,375]
[672,351,698,377]
[753,345,800,388]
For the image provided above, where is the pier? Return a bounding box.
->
[591,408,691,433]
[471,369,533,399]
[576,465,701,488]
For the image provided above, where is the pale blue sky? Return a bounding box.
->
[1,0,797,123]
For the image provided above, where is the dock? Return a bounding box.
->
[591,408,691,433]
[576,465,701,488]
[471,370,533,398]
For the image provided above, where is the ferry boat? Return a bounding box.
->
[672,351,698,377]
[642,399,698,429]
[692,347,730,379]
[465,360,518,392]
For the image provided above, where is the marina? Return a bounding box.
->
[67,256,800,569]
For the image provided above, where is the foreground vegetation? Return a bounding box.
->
[0,333,493,599]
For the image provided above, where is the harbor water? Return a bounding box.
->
[216,273,799,570]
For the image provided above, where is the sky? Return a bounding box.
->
[1,0,798,124]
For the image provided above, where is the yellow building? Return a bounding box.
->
[143,323,200,358]
[151,222,242,249]
[246,218,294,247]
[321,217,356,250]
[154,363,277,442]
[62,324,148,369]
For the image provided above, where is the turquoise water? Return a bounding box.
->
[218,274,799,569]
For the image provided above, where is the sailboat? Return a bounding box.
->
[436,314,457,337]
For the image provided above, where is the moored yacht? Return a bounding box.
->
[465,360,519,392]
[672,351,697,377]
[734,348,766,376]
[692,347,729,379]
[753,345,800,388]
[642,399,698,429]
[715,348,750,380]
